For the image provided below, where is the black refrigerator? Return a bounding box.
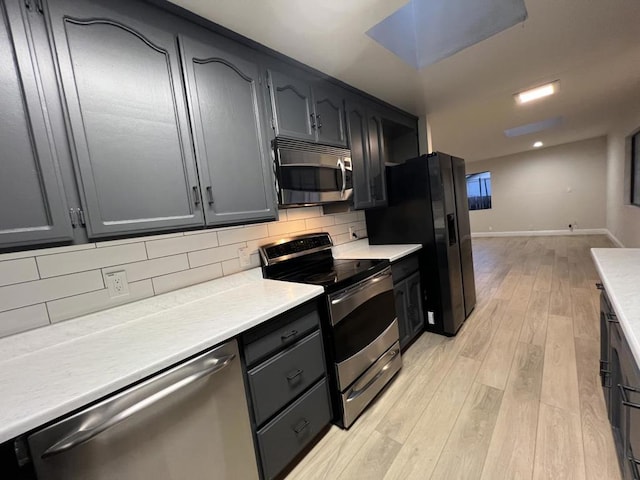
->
[365,152,476,336]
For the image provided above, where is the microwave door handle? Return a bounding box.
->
[41,352,236,459]
[338,159,346,197]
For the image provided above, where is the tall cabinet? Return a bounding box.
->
[46,0,205,238]
[0,1,73,248]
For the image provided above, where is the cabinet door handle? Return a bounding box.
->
[206,186,214,205]
[192,186,201,206]
[310,113,316,129]
[619,384,640,409]
[316,114,322,129]
[286,369,303,382]
[595,282,604,291]
[293,419,309,434]
[280,329,298,341]
[606,312,618,323]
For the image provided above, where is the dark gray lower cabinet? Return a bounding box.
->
[46,0,204,238]
[0,1,73,248]
[599,286,639,479]
[242,300,331,480]
[179,34,276,226]
[392,255,424,350]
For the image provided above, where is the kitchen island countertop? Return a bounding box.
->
[0,268,323,444]
[591,248,640,367]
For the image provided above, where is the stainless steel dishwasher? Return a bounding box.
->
[27,339,259,480]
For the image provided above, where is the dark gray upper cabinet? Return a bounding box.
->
[313,86,346,147]
[45,0,204,238]
[346,100,387,209]
[268,69,347,147]
[0,1,73,249]
[179,35,276,226]
[367,112,387,207]
[267,69,315,142]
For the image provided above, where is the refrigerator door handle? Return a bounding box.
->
[447,214,457,246]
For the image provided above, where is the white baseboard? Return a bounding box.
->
[605,230,625,247]
[471,228,609,238]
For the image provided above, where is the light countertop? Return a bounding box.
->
[332,239,422,262]
[591,248,640,366]
[0,268,323,444]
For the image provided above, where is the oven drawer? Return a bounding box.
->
[243,301,320,366]
[391,254,419,283]
[248,330,326,425]
[257,378,331,480]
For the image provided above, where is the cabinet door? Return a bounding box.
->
[346,101,374,209]
[46,0,204,238]
[268,69,315,142]
[0,2,72,248]
[406,272,424,338]
[180,36,276,226]
[313,86,346,147]
[394,281,411,350]
[367,112,387,207]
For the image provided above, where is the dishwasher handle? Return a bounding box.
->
[41,352,236,459]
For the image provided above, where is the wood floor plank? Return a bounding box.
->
[481,342,544,480]
[336,430,402,480]
[520,290,550,346]
[383,356,481,480]
[571,288,600,343]
[574,337,608,422]
[430,383,503,480]
[541,315,581,413]
[459,299,504,361]
[581,408,622,480]
[476,325,520,390]
[533,403,586,480]
[533,264,553,292]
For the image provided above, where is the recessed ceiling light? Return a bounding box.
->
[533,141,543,148]
[515,81,559,104]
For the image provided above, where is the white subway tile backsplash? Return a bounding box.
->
[95,232,183,248]
[267,220,307,237]
[332,233,352,245]
[305,215,335,230]
[0,270,104,312]
[46,280,155,323]
[217,225,269,246]
[0,258,40,287]
[284,206,322,220]
[188,243,245,268]
[152,263,223,294]
[0,304,50,337]
[333,212,360,225]
[146,231,218,258]
[221,258,242,276]
[103,254,189,283]
[0,243,95,262]
[325,223,350,237]
[37,243,147,278]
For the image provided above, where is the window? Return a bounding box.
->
[632,131,640,206]
[466,171,492,210]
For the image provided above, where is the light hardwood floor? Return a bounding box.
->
[285,235,622,480]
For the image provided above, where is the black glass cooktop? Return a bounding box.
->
[272,258,389,291]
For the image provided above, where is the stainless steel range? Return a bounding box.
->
[260,233,402,428]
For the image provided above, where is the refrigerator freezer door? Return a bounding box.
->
[452,156,476,318]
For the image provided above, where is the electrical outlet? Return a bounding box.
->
[238,247,251,267]
[105,271,129,298]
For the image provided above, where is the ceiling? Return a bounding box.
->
[169,0,640,162]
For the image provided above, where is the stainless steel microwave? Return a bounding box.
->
[273,138,353,207]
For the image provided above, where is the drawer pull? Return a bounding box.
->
[293,419,309,434]
[286,369,303,382]
[595,282,604,291]
[606,312,618,323]
[281,329,298,341]
[619,384,640,409]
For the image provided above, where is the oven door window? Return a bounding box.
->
[333,289,396,363]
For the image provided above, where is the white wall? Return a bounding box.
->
[0,207,367,338]
[466,136,607,234]
[606,109,640,247]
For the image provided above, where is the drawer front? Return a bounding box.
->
[391,254,419,283]
[249,330,326,425]
[257,378,331,480]
[244,302,320,366]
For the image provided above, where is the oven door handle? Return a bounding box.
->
[331,269,392,306]
[346,347,400,403]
